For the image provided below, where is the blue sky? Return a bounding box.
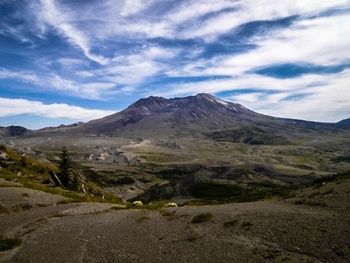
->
[0,0,350,129]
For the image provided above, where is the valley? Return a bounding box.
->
[1,94,350,262]
[2,94,349,203]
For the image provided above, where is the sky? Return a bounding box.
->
[0,0,350,129]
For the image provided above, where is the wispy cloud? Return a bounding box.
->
[0,97,114,121]
[0,68,115,100]
[219,15,350,74]
[229,73,350,122]
[179,0,350,40]
[0,0,349,125]
[100,46,179,85]
[166,14,350,78]
[38,0,109,64]
[160,69,350,122]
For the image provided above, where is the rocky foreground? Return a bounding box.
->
[0,177,349,263]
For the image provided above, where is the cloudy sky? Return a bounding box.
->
[0,0,349,129]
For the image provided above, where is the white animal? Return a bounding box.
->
[164,202,178,208]
[132,201,143,207]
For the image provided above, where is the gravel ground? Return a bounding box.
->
[0,187,67,210]
[0,179,349,263]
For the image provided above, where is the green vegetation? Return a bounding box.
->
[191,212,213,224]
[207,127,291,145]
[21,181,120,204]
[331,155,350,163]
[0,146,121,204]
[115,176,135,185]
[58,147,71,187]
[191,182,295,202]
[312,171,350,188]
[0,238,22,252]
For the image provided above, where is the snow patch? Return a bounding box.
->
[229,106,238,112]
[213,97,229,106]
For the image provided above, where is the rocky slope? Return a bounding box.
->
[1,174,349,262]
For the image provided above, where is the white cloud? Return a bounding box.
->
[39,0,108,64]
[0,97,115,121]
[94,46,179,86]
[0,69,40,84]
[159,69,350,122]
[56,58,87,68]
[75,71,95,78]
[219,15,350,75]
[2,0,350,123]
[168,0,240,24]
[32,0,350,49]
[179,0,350,40]
[120,0,155,17]
[231,77,350,122]
[0,69,116,100]
[38,0,242,41]
[166,14,350,79]
[143,46,178,59]
[159,71,338,97]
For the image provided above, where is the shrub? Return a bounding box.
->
[159,210,177,221]
[0,204,9,214]
[191,212,213,224]
[0,238,21,252]
[241,221,253,229]
[294,199,305,205]
[116,176,135,185]
[191,182,295,202]
[224,220,238,228]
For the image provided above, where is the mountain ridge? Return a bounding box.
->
[0,93,349,138]
[65,93,348,138]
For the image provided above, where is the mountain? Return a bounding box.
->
[337,118,350,129]
[2,93,347,140]
[0,126,29,138]
[80,93,262,137]
[71,93,339,139]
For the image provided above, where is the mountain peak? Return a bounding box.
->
[194,93,216,99]
[191,93,232,107]
[127,95,170,113]
[130,95,166,106]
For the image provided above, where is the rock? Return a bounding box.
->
[0,151,8,160]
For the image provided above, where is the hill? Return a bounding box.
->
[337,118,350,128]
[0,126,29,138]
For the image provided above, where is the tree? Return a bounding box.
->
[20,156,27,167]
[69,172,81,191]
[58,147,71,187]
